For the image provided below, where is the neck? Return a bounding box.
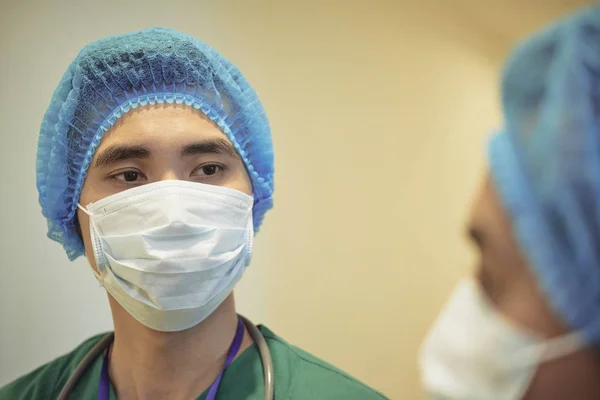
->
[107,294,252,400]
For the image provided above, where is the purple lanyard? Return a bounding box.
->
[99,317,245,400]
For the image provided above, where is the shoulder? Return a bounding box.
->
[0,333,109,400]
[260,326,389,400]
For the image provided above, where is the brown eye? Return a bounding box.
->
[123,171,140,182]
[193,164,222,177]
[201,165,219,176]
[110,170,146,184]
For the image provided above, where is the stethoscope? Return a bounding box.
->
[56,316,274,400]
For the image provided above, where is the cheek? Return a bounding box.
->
[478,241,523,309]
[240,176,253,196]
[480,220,566,335]
[485,249,567,337]
[227,166,253,196]
[524,349,600,400]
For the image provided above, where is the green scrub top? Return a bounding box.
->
[0,325,388,399]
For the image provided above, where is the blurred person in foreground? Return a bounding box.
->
[420,6,600,400]
[0,28,386,400]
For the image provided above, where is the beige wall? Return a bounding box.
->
[235,4,502,398]
[1,1,515,398]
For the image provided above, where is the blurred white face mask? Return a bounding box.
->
[78,180,254,332]
[419,278,583,400]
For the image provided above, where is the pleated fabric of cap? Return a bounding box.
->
[489,6,600,343]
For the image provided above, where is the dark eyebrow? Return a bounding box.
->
[93,145,151,169]
[181,138,239,159]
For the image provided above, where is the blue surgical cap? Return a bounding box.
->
[489,6,600,342]
[36,28,274,261]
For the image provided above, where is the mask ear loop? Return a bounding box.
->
[538,333,584,362]
[513,332,585,367]
[77,204,104,283]
[245,211,254,267]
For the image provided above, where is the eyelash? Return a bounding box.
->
[108,170,146,184]
[192,163,226,177]
[108,164,226,184]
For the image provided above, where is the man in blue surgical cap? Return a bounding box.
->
[0,28,386,400]
[420,6,600,400]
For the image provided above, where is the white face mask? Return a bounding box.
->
[419,278,583,400]
[78,180,254,332]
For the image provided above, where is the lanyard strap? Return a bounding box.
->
[98,317,245,400]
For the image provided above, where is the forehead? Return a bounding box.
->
[95,104,228,150]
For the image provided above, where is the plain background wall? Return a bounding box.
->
[0,1,582,398]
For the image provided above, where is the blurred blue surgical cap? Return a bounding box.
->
[490,6,600,343]
[36,27,274,261]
